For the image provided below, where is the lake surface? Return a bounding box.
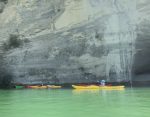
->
[0,88,150,117]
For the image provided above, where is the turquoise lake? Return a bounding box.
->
[0,88,150,117]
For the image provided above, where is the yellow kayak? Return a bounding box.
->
[72,85,125,90]
[47,85,62,89]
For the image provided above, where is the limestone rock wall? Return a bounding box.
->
[0,0,149,84]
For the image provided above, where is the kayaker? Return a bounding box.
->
[100,80,106,86]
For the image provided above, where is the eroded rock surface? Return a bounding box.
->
[0,0,149,84]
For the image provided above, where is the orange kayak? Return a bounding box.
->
[27,85,62,89]
[27,86,48,89]
[47,85,62,89]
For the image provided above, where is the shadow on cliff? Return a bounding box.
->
[0,33,29,88]
[0,0,8,13]
[0,54,12,89]
[132,20,150,86]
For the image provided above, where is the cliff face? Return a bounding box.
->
[0,0,149,84]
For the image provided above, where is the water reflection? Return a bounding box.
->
[72,88,125,94]
[0,88,150,117]
[72,89,100,94]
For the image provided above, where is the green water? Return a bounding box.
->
[0,88,150,117]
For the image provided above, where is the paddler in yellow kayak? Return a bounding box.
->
[100,80,106,86]
[97,80,106,86]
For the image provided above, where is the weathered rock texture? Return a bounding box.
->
[0,0,149,84]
